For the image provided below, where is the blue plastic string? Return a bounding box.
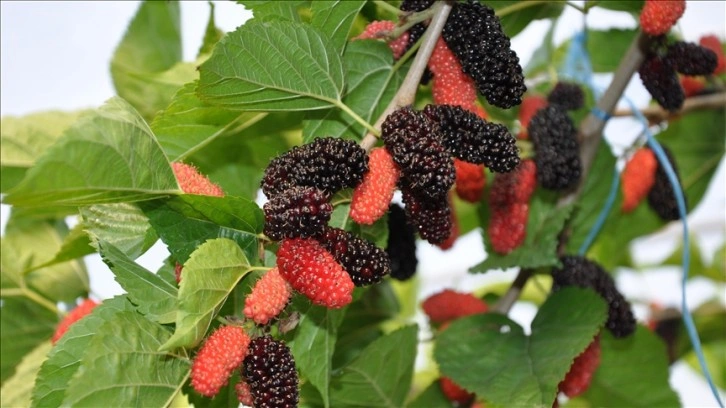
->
[577,166,620,256]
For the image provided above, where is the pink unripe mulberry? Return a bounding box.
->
[350,148,400,225]
[244,267,292,325]
[52,299,99,344]
[191,326,251,397]
[454,159,486,203]
[235,379,254,406]
[172,162,224,197]
[355,20,410,59]
[621,148,658,212]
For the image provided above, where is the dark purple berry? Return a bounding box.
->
[263,186,332,241]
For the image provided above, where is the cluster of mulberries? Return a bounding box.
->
[551,256,636,338]
[442,0,526,108]
[639,39,718,111]
[528,106,581,191]
[547,82,585,111]
[242,336,299,408]
[487,159,537,254]
[386,204,418,281]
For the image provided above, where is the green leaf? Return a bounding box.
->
[492,1,565,38]
[25,223,95,272]
[1,216,89,302]
[311,1,365,54]
[197,20,345,111]
[579,327,680,407]
[435,288,608,407]
[161,238,255,350]
[0,341,52,407]
[329,325,418,408]
[555,29,638,73]
[80,203,157,260]
[97,241,178,323]
[0,298,56,383]
[407,381,451,408]
[141,194,263,264]
[31,297,135,408]
[62,311,191,407]
[596,1,644,13]
[237,1,309,22]
[524,19,557,77]
[289,298,347,408]
[471,193,574,273]
[111,0,188,120]
[198,2,224,58]
[303,40,404,141]
[151,81,265,161]
[4,97,180,208]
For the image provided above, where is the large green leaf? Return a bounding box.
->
[236,1,309,22]
[80,203,158,260]
[0,341,52,407]
[25,223,95,272]
[472,193,574,272]
[3,97,180,208]
[62,311,191,407]
[1,216,88,302]
[110,1,190,120]
[31,297,135,408]
[579,327,680,407]
[303,40,404,142]
[0,298,56,384]
[311,1,365,54]
[97,241,178,323]
[289,298,347,408]
[151,81,265,161]
[161,238,255,350]
[141,194,263,264]
[435,288,607,407]
[197,20,345,111]
[329,325,418,408]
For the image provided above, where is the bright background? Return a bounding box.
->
[1,1,724,406]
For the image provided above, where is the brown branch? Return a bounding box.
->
[612,92,726,122]
[360,1,452,152]
[493,32,654,315]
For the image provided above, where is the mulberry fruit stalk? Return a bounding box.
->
[191,325,251,397]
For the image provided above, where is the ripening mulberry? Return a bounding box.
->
[244,268,292,325]
[518,95,548,136]
[454,159,486,203]
[317,227,391,286]
[551,256,636,338]
[191,326,251,397]
[52,299,99,344]
[402,185,452,245]
[666,41,718,76]
[386,204,418,281]
[639,0,686,36]
[647,144,686,221]
[680,76,706,97]
[439,377,474,406]
[277,238,354,308]
[422,289,488,324]
[488,159,537,207]
[172,162,225,197]
[355,20,410,59]
[548,82,585,111]
[423,104,520,173]
[699,35,726,75]
[559,336,601,397]
[350,148,400,225]
[429,38,478,111]
[235,380,254,406]
[621,148,658,213]
[488,202,529,254]
[261,137,368,197]
[263,186,332,241]
[442,0,526,108]
[243,336,299,408]
[381,107,454,201]
[639,54,684,111]
[529,106,581,190]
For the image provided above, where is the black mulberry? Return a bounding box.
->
[402,185,452,245]
[261,137,368,197]
[318,227,391,286]
[551,256,636,338]
[442,0,526,108]
[382,107,455,201]
[547,82,585,111]
[647,145,686,221]
[386,204,418,281]
[423,104,520,172]
[263,186,332,241]
[639,54,684,111]
[529,106,581,190]
[667,41,718,76]
[242,336,299,408]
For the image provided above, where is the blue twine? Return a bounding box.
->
[577,166,620,256]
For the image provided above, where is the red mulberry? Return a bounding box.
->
[454,159,486,203]
[52,299,99,344]
[487,202,529,254]
[355,20,410,59]
[350,148,400,225]
[244,267,292,325]
[621,148,658,213]
[639,0,686,36]
[172,162,224,197]
[559,336,601,397]
[191,326,251,397]
[422,289,488,324]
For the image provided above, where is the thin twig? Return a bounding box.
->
[612,92,726,122]
[493,32,654,315]
[360,1,452,152]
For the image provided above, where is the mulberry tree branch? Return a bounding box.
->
[360,1,452,152]
[612,91,726,122]
[493,32,654,315]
